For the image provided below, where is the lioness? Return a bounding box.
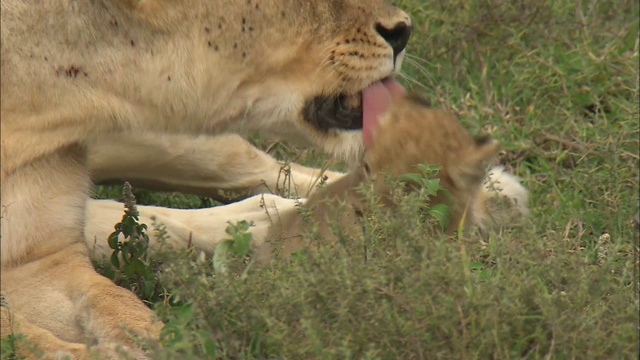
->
[259,93,529,261]
[1,0,412,358]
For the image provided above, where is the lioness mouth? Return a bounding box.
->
[303,77,406,146]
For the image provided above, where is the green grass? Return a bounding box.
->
[93,0,638,358]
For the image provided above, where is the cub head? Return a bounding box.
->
[260,93,501,262]
[362,94,500,232]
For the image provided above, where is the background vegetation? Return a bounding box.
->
[6,0,638,359]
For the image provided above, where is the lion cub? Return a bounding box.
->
[257,94,528,262]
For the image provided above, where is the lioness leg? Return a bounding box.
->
[3,251,159,359]
[88,132,344,201]
[86,194,300,261]
[1,147,160,356]
[1,307,90,360]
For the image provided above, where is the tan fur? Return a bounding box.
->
[259,95,528,261]
[1,0,412,357]
[84,133,345,265]
[87,132,345,202]
[85,194,302,262]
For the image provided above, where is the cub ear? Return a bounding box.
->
[361,152,374,179]
[450,136,500,190]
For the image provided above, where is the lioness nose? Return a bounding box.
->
[375,21,412,59]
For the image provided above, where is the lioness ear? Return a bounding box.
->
[450,136,500,189]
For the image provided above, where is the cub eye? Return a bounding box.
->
[474,134,494,146]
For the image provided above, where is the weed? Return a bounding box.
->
[95,182,166,306]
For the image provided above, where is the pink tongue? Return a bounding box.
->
[362,78,406,148]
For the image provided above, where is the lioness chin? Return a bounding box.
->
[1,0,412,358]
[259,93,529,262]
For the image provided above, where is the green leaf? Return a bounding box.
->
[232,233,253,256]
[417,163,439,171]
[429,203,450,231]
[123,258,146,277]
[122,246,135,264]
[110,251,121,269]
[236,220,253,232]
[202,333,218,357]
[290,250,309,265]
[417,163,441,177]
[398,173,424,186]
[107,232,120,250]
[469,261,485,271]
[479,268,493,281]
[131,241,145,259]
[424,178,441,194]
[213,240,232,274]
[174,303,194,324]
[160,325,183,347]
[121,216,137,237]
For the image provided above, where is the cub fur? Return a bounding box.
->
[260,94,529,261]
[1,0,412,358]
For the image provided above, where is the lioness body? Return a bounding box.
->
[1,0,412,357]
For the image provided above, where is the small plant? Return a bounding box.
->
[1,295,35,360]
[397,163,451,231]
[212,220,255,275]
[153,221,258,358]
[0,334,24,360]
[1,295,19,360]
[104,182,165,304]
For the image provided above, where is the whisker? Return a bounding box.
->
[403,58,437,85]
[315,44,340,78]
[316,50,336,75]
[404,57,432,75]
[398,72,431,93]
[405,53,435,67]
